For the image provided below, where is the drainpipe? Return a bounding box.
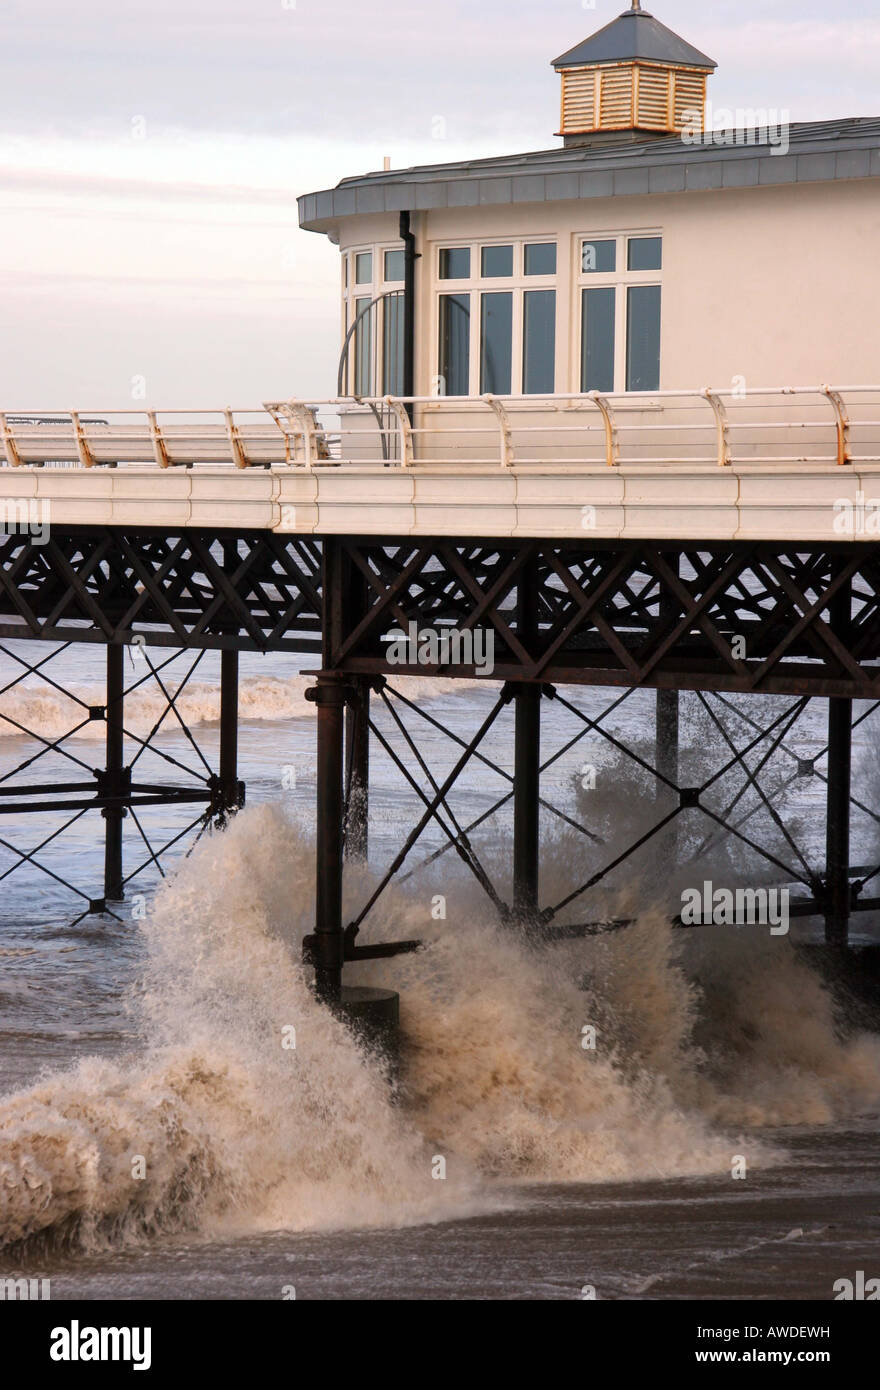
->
[399,211,417,423]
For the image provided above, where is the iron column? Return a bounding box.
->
[218,648,241,820]
[513,683,541,919]
[655,689,680,788]
[344,679,370,861]
[103,643,126,902]
[312,673,347,1001]
[825,695,852,947]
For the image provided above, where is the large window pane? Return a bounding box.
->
[524,242,557,276]
[439,247,470,280]
[581,287,615,392]
[481,244,514,278]
[383,293,404,395]
[384,249,405,282]
[354,298,374,395]
[438,293,470,395]
[626,285,661,391]
[480,292,513,394]
[582,239,616,274]
[523,290,556,395]
[355,252,373,285]
[627,236,662,271]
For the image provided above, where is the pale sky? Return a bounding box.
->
[1,0,877,407]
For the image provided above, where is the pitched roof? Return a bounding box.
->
[552,7,716,71]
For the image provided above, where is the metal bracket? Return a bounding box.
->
[70,411,97,469]
[482,393,515,468]
[384,396,414,467]
[147,411,172,469]
[263,400,321,469]
[588,392,619,467]
[821,385,852,466]
[0,412,24,468]
[224,408,251,469]
[702,387,732,466]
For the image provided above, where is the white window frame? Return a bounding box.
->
[432,237,558,396]
[576,230,662,393]
[340,242,406,395]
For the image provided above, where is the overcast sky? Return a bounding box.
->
[1,0,877,406]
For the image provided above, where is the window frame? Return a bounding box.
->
[576,230,662,393]
[432,237,559,397]
[341,241,407,396]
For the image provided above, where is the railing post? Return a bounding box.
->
[0,412,24,468]
[483,394,514,468]
[384,396,414,466]
[821,385,852,466]
[588,391,619,466]
[702,387,731,466]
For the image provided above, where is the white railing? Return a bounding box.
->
[1,387,879,471]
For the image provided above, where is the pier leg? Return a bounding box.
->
[103,644,126,902]
[313,673,346,1002]
[825,695,852,947]
[211,649,245,825]
[655,689,679,788]
[344,678,370,861]
[513,683,541,921]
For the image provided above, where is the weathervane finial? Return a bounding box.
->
[630,0,642,10]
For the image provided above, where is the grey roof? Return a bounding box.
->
[298,118,880,232]
[552,8,716,71]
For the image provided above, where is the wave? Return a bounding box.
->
[1,803,878,1251]
[0,674,490,742]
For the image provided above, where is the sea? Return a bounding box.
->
[0,638,878,1300]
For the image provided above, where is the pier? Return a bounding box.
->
[1,385,879,997]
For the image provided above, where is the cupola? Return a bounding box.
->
[552,1,716,148]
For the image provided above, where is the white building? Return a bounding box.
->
[298,2,880,399]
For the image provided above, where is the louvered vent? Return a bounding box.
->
[673,71,706,128]
[560,68,597,133]
[636,66,671,130]
[598,67,634,128]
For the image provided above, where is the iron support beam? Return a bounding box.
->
[210,649,245,824]
[102,644,126,901]
[825,695,852,946]
[344,678,370,861]
[513,683,541,919]
[309,673,347,1002]
[655,688,679,787]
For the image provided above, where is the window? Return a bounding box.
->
[341,245,406,396]
[480,293,513,393]
[434,240,558,395]
[581,287,615,394]
[440,247,471,280]
[481,244,513,278]
[439,293,470,396]
[523,290,556,395]
[384,249,405,283]
[627,237,662,272]
[524,242,556,276]
[579,233,662,392]
[353,297,373,395]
